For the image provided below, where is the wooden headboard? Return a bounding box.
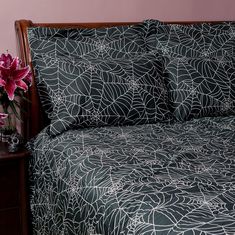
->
[14,19,224,140]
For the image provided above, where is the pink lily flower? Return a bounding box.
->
[0,77,5,86]
[0,54,30,100]
[0,112,8,128]
[17,58,32,86]
[0,53,13,68]
[24,70,32,86]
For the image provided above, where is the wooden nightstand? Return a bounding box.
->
[0,142,29,235]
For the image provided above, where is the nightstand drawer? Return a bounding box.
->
[0,162,19,209]
[0,207,20,235]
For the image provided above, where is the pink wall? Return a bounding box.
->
[1,0,235,55]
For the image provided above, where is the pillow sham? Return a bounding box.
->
[33,53,171,136]
[144,19,235,58]
[163,56,235,121]
[28,23,148,60]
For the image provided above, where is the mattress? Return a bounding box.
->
[28,115,235,235]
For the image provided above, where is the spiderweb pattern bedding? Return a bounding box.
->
[28,115,235,235]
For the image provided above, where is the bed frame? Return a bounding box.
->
[14,19,224,140]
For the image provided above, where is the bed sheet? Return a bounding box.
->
[28,115,235,235]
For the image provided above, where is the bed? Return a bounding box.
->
[15,19,235,235]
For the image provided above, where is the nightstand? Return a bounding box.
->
[0,142,29,235]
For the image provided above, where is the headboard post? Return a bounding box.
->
[15,20,46,140]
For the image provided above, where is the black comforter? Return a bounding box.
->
[28,116,235,235]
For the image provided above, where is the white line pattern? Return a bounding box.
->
[28,115,235,235]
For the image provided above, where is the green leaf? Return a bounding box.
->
[9,102,21,120]
[21,95,32,103]
[12,100,27,113]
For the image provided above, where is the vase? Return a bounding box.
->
[0,110,17,142]
[0,127,15,142]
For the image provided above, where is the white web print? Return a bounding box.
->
[32,52,171,136]
[27,20,235,235]
[163,56,235,121]
[28,115,235,235]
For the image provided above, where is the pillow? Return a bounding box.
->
[33,53,172,136]
[144,19,235,58]
[28,23,148,60]
[163,56,235,121]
